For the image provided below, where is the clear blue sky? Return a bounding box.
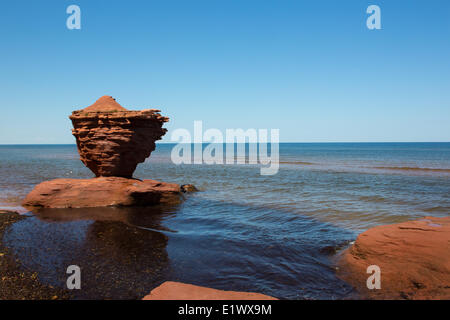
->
[0,0,449,143]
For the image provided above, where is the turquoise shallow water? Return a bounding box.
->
[0,143,449,299]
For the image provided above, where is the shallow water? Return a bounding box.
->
[0,143,449,299]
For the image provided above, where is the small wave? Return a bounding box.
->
[0,205,29,214]
[319,240,354,255]
[423,206,450,213]
[374,166,450,173]
[279,161,315,165]
[358,195,386,203]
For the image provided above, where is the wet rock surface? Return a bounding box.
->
[22,177,183,209]
[143,281,278,300]
[337,216,450,300]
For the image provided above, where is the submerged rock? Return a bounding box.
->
[142,281,278,300]
[22,177,183,209]
[69,96,168,178]
[337,216,450,300]
[180,184,198,193]
[0,210,18,214]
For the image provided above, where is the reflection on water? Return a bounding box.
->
[33,205,177,233]
[4,206,175,299]
[4,201,355,299]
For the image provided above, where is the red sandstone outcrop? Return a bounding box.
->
[337,216,450,300]
[22,177,183,208]
[142,281,278,300]
[23,96,195,209]
[69,96,168,178]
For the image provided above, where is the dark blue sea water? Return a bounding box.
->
[0,143,449,299]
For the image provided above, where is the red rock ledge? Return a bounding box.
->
[22,177,183,209]
[142,281,278,300]
[337,216,450,300]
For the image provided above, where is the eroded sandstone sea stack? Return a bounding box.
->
[70,96,168,178]
[23,96,192,209]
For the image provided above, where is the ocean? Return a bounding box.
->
[0,143,449,299]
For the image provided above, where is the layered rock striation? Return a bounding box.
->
[23,96,195,209]
[69,96,168,178]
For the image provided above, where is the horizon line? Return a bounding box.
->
[1,141,450,145]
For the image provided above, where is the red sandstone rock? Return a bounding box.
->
[22,177,182,209]
[180,184,198,193]
[142,281,278,300]
[82,95,127,112]
[337,216,450,300]
[69,96,168,178]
